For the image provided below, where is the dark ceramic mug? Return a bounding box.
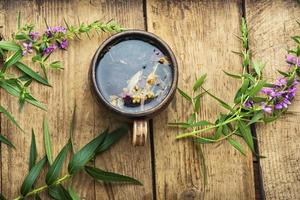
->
[90,30,178,146]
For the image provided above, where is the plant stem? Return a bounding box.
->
[176,115,241,139]
[13,174,72,200]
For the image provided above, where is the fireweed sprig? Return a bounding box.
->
[170,18,300,156]
[0,114,141,200]
[0,13,124,147]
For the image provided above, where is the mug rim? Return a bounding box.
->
[90,29,178,118]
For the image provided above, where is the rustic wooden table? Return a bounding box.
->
[0,0,299,199]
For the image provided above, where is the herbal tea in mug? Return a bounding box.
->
[91,30,178,146]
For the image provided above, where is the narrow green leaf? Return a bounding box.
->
[0,41,21,51]
[194,95,201,112]
[85,166,142,185]
[95,126,128,154]
[21,157,47,196]
[0,134,15,148]
[46,142,70,185]
[15,62,50,86]
[29,129,37,171]
[247,80,266,97]
[177,88,192,102]
[204,89,235,112]
[3,49,23,69]
[213,125,223,140]
[187,120,212,128]
[238,121,254,152]
[17,11,21,30]
[193,73,207,91]
[43,117,53,165]
[68,131,107,174]
[67,186,80,200]
[227,138,246,156]
[252,61,264,77]
[222,70,242,79]
[48,185,72,200]
[0,105,23,131]
[247,111,264,125]
[194,137,215,144]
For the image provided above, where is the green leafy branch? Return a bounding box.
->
[0,13,124,148]
[170,18,300,156]
[0,115,141,200]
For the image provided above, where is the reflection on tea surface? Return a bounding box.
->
[96,39,173,113]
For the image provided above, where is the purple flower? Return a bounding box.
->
[22,42,33,56]
[58,39,68,49]
[274,78,287,86]
[43,44,57,55]
[244,100,253,108]
[262,103,272,114]
[286,55,300,67]
[29,32,39,40]
[45,26,67,37]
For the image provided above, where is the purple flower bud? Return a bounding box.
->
[29,32,39,40]
[244,100,253,108]
[43,44,57,55]
[286,55,300,67]
[45,26,67,38]
[274,104,283,110]
[58,39,68,49]
[22,42,33,56]
[274,78,287,86]
[262,103,272,114]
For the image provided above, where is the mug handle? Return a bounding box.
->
[133,119,148,146]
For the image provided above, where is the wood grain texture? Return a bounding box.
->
[246,0,300,199]
[0,0,152,199]
[147,0,255,199]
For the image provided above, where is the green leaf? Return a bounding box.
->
[193,73,207,91]
[247,80,266,97]
[177,88,192,102]
[68,131,107,174]
[67,186,80,200]
[95,126,128,154]
[43,117,53,165]
[29,129,37,171]
[194,137,215,144]
[0,104,23,131]
[2,49,23,71]
[187,120,212,128]
[85,166,142,185]
[20,157,47,196]
[204,89,234,112]
[17,11,21,30]
[46,142,70,185]
[48,185,72,200]
[227,138,246,156]
[252,61,265,77]
[15,62,50,86]
[247,111,264,125]
[213,125,223,140]
[237,121,254,152]
[194,95,201,112]
[0,41,21,51]
[0,134,15,148]
[222,70,242,79]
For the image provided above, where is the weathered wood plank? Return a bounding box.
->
[89,1,154,200]
[147,0,256,199]
[246,0,300,199]
[0,0,151,199]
